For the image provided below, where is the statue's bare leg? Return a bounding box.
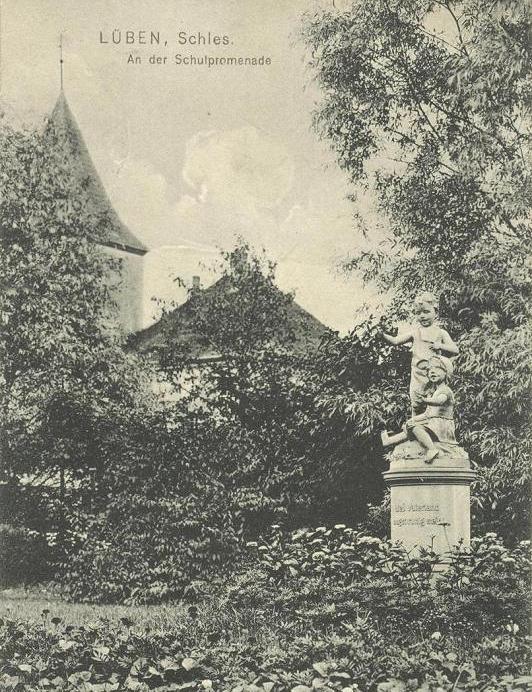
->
[411,426,439,463]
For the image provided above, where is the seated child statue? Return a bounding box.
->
[381,356,456,464]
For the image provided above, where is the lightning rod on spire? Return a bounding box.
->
[59,33,64,91]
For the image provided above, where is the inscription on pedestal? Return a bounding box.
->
[393,503,445,528]
[395,503,440,512]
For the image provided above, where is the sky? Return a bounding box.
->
[0,0,382,333]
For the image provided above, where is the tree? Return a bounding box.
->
[0,119,142,499]
[149,245,387,535]
[63,246,304,603]
[156,244,324,533]
[156,244,386,531]
[61,244,397,602]
[302,0,531,537]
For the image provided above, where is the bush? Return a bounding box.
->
[61,483,240,604]
[361,493,390,538]
[0,484,57,533]
[244,527,531,639]
[0,524,52,587]
[51,406,244,605]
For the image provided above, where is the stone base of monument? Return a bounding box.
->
[383,440,477,559]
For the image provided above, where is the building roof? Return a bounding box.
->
[130,275,329,360]
[47,91,148,255]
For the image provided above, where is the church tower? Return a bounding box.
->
[46,90,147,333]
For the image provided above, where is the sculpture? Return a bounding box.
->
[379,295,476,555]
[382,292,458,415]
[381,356,456,463]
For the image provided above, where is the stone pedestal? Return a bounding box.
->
[383,441,477,556]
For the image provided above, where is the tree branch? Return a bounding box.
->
[416,25,461,54]
[386,129,525,242]
[368,46,515,159]
[428,95,517,159]
[436,0,470,57]
[396,48,447,147]
[387,127,460,176]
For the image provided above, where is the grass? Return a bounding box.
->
[0,583,286,648]
[0,586,189,632]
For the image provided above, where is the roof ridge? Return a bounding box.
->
[129,276,329,355]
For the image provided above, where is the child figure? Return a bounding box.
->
[381,356,456,463]
[382,292,458,414]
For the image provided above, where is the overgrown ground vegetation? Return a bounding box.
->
[1,532,530,691]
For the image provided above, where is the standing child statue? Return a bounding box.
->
[382,292,458,414]
[381,356,456,463]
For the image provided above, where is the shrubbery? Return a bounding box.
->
[244,527,531,638]
[0,524,52,587]
[0,531,530,691]
[57,411,242,605]
[61,483,240,605]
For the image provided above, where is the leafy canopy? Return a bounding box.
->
[302,0,531,537]
[0,119,141,481]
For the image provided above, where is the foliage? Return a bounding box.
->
[0,119,143,488]
[158,245,386,528]
[62,245,333,603]
[0,532,530,690]
[0,524,52,587]
[0,482,57,532]
[301,0,531,538]
[362,493,391,538]
[245,527,530,634]
[59,405,242,604]
[62,242,397,604]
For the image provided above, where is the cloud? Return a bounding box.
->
[174,193,200,217]
[182,127,295,211]
[107,126,374,333]
[104,126,297,253]
[168,127,297,252]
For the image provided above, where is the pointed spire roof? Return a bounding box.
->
[47,91,148,255]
